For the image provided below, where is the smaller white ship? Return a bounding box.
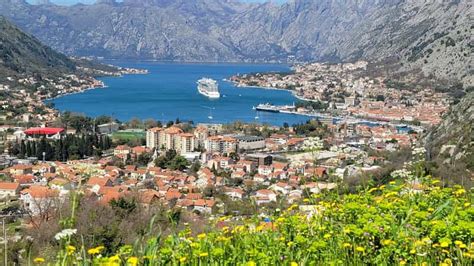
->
[197,78,220,99]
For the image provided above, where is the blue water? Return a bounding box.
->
[48,62,312,126]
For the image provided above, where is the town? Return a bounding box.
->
[0,112,419,221]
[231,61,450,126]
[0,59,462,263]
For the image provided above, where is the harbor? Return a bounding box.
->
[253,103,420,131]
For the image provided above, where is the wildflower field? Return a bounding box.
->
[40,176,473,265]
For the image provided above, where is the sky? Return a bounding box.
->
[29,0,287,5]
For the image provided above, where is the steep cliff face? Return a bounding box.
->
[0,0,471,84]
[425,92,474,182]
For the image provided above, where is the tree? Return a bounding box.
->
[144,119,158,129]
[190,160,201,174]
[167,156,190,171]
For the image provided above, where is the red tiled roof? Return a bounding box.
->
[24,127,64,135]
[0,182,20,191]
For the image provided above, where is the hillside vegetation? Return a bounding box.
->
[0,16,76,80]
[36,175,473,265]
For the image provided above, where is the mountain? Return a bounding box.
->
[425,91,474,182]
[0,15,76,79]
[0,0,471,85]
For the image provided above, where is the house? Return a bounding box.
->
[20,186,60,215]
[86,177,113,194]
[13,174,37,185]
[258,165,274,176]
[270,182,292,195]
[223,187,244,200]
[193,199,215,214]
[254,189,277,205]
[23,127,65,140]
[8,164,33,175]
[235,135,265,151]
[0,182,21,199]
[114,145,131,158]
[138,190,160,207]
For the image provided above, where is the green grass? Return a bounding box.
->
[112,130,145,141]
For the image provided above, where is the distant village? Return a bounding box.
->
[231,61,450,126]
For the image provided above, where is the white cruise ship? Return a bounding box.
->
[197,78,220,99]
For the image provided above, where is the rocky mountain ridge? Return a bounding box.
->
[425,91,474,182]
[0,0,471,85]
[0,15,76,80]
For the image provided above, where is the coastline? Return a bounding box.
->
[42,68,149,117]
[231,82,322,103]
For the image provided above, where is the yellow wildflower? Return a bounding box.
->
[323,233,331,239]
[464,202,471,207]
[246,261,256,266]
[382,239,393,246]
[291,262,298,266]
[303,198,310,203]
[88,246,105,255]
[287,241,295,247]
[66,245,76,255]
[443,258,452,265]
[199,252,209,257]
[276,217,285,223]
[288,204,298,211]
[179,257,187,263]
[399,260,407,265]
[440,241,450,248]
[109,255,121,262]
[343,243,351,248]
[454,240,463,246]
[197,233,206,239]
[127,257,139,266]
[368,187,378,193]
[409,249,416,254]
[454,188,466,196]
[33,257,45,263]
[356,246,365,252]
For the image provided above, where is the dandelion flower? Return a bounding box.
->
[440,241,450,248]
[343,243,351,248]
[33,257,45,263]
[127,257,139,266]
[199,252,208,257]
[246,261,256,266]
[197,233,206,239]
[291,262,298,266]
[179,257,187,263]
[88,246,105,255]
[355,246,365,252]
[66,245,76,255]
